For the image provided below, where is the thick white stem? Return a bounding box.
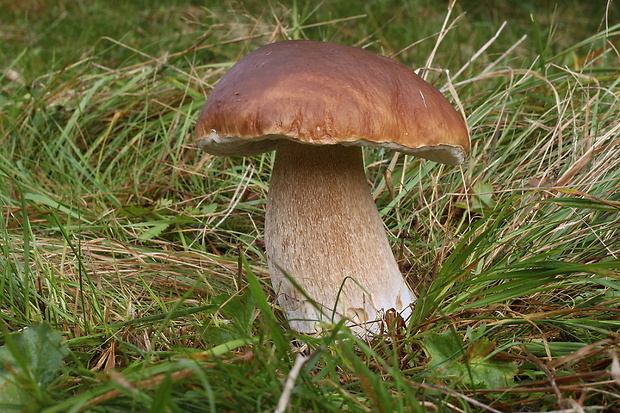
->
[264,140,416,335]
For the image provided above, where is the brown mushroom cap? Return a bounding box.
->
[195,40,470,165]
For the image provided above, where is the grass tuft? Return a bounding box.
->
[1,1,619,411]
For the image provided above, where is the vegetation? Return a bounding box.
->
[1,0,619,411]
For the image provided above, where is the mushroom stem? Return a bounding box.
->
[265,140,416,335]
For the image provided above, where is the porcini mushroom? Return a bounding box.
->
[195,40,470,336]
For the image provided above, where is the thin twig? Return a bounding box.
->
[451,21,508,81]
[274,353,308,413]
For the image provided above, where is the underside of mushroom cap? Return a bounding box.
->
[195,40,470,165]
[198,131,467,165]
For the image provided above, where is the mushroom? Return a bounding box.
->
[195,40,470,336]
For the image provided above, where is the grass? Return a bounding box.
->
[1,0,619,411]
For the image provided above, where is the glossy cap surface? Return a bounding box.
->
[195,40,470,165]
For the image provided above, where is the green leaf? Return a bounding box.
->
[453,181,496,213]
[0,375,32,412]
[465,337,517,389]
[471,181,496,211]
[0,324,68,410]
[203,289,256,346]
[137,221,171,241]
[423,330,516,389]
